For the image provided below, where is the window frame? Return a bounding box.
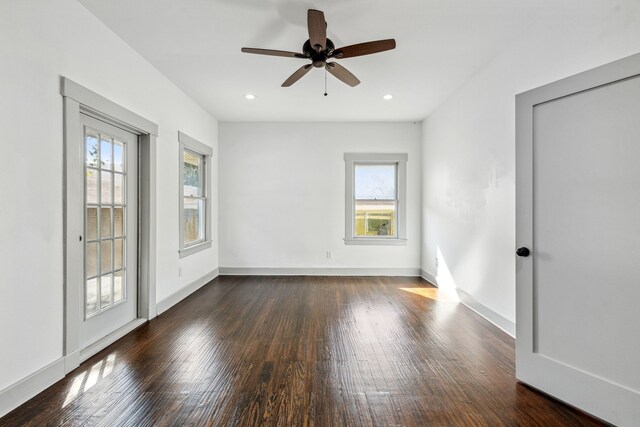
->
[344,153,408,246]
[179,131,213,258]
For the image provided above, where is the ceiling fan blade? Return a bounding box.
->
[241,47,308,59]
[331,39,396,59]
[325,62,360,87]
[282,64,313,87]
[307,9,326,52]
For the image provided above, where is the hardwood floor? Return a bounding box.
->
[1,276,604,426]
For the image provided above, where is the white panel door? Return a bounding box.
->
[80,114,138,349]
[516,56,640,426]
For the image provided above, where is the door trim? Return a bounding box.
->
[516,53,640,425]
[62,77,158,373]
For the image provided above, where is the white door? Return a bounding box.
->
[80,114,138,350]
[516,55,640,426]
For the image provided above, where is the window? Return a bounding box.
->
[344,153,408,245]
[179,131,213,257]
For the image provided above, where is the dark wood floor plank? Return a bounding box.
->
[1,276,605,426]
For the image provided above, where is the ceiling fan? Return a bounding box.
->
[241,9,396,88]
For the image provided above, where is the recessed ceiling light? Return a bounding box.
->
[383,94,393,100]
[245,94,256,100]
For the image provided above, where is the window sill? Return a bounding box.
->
[179,240,212,258]
[344,238,407,246]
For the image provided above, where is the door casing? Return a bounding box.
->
[62,77,158,372]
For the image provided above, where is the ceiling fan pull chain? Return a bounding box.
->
[324,67,328,96]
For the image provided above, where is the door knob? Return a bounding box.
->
[516,247,530,257]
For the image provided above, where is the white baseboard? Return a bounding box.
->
[419,269,514,337]
[0,357,65,418]
[218,267,421,276]
[456,289,515,337]
[156,268,219,315]
[420,269,438,286]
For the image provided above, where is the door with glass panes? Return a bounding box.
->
[80,114,138,349]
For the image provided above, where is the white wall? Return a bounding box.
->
[0,0,218,394]
[219,122,421,273]
[421,0,640,324]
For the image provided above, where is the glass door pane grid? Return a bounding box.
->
[84,126,128,318]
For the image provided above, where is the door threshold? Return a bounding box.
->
[79,318,147,363]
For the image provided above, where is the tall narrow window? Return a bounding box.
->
[183,149,205,245]
[179,131,213,257]
[344,153,408,245]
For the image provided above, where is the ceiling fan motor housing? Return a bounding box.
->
[303,39,335,67]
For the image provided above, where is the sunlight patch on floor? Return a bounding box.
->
[62,353,117,408]
[400,287,460,302]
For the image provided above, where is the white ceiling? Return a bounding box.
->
[78,0,592,122]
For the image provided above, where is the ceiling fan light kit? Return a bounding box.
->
[241,9,396,89]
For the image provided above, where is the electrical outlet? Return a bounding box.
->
[178,267,182,277]
[326,251,332,259]
[435,257,439,268]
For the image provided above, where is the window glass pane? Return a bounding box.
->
[86,130,99,167]
[114,238,124,270]
[86,207,98,241]
[355,164,396,200]
[100,207,112,238]
[114,208,124,237]
[100,240,112,273]
[184,198,204,245]
[101,171,112,204]
[183,150,202,197]
[86,169,99,204]
[100,274,112,306]
[86,278,98,314]
[86,242,98,278]
[354,200,396,237]
[100,137,112,170]
[114,270,124,302]
[113,140,125,172]
[114,173,124,205]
